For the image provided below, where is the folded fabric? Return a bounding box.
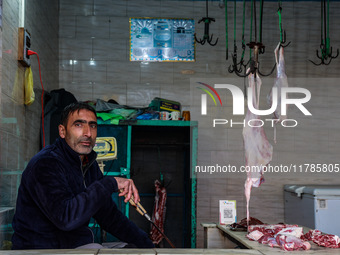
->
[97,112,124,121]
[95,99,124,112]
[97,118,121,125]
[110,108,137,119]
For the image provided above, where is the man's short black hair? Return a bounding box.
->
[60,102,97,127]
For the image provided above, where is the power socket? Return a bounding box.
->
[18,27,31,67]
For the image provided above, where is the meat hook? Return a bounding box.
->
[257,62,276,77]
[310,0,338,65]
[248,42,276,77]
[228,27,250,77]
[309,44,339,66]
[195,0,218,46]
[228,0,275,77]
[231,42,275,78]
[277,2,291,48]
[279,30,291,48]
[228,53,250,78]
[228,0,249,76]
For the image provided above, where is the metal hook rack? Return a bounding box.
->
[310,46,339,66]
[194,0,219,46]
[228,0,275,78]
[310,0,338,65]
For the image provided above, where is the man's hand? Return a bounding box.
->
[114,177,140,204]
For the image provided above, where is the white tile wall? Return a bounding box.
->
[92,83,127,104]
[127,0,162,17]
[107,61,141,85]
[59,0,94,16]
[62,82,94,102]
[94,0,127,17]
[127,83,160,107]
[93,38,127,61]
[59,16,76,38]
[73,60,107,83]
[60,38,93,60]
[76,16,111,39]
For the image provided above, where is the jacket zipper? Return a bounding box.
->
[79,157,96,243]
[80,157,96,188]
[79,160,87,188]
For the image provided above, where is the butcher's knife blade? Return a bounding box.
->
[121,190,176,248]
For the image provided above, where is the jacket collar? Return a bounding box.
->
[56,137,97,166]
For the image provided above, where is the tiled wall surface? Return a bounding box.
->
[59,0,340,248]
[0,0,59,246]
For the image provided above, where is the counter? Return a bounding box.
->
[0,248,261,255]
[202,223,340,254]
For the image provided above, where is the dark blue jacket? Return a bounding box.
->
[12,138,153,249]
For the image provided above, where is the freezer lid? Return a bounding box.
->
[284,185,340,197]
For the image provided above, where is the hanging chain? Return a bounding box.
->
[225,0,228,59]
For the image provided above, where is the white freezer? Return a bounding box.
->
[284,184,340,236]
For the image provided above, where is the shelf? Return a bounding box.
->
[116,120,198,127]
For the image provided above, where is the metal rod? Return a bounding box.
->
[253,0,257,43]
[206,0,209,17]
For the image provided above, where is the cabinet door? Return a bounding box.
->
[92,125,129,243]
[129,125,192,248]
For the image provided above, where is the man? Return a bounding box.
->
[12,102,154,249]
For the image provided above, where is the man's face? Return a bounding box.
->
[58,109,97,157]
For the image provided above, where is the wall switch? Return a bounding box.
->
[18,27,31,67]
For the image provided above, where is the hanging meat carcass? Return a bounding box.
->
[150,180,167,245]
[243,70,273,224]
[267,43,289,143]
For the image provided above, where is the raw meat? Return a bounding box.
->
[243,71,273,224]
[247,224,311,251]
[303,229,340,248]
[267,43,289,143]
[261,235,280,248]
[248,224,300,236]
[276,226,303,237]
[230,217,264,231]
[247,230,263,241]
[150,180,167,245]
[276,234,311,251]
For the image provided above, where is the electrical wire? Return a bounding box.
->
[27,50,45,147]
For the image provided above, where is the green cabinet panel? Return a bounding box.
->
[96,120,197,248]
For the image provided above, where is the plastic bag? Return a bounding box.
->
[24,67,35,105]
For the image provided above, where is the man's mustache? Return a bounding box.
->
[78,138,94,143]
